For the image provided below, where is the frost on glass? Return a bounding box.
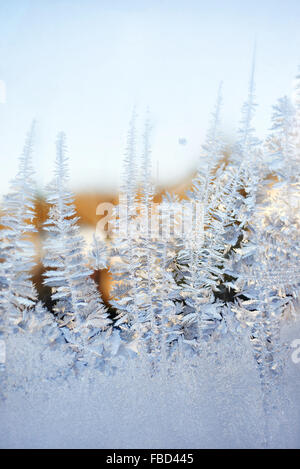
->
[0,64,300,449]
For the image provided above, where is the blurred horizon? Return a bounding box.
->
[0,0,299,198]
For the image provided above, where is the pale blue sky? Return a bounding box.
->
[0,0,299,196]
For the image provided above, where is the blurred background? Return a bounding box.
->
[0,0,299,195]
[0,0,299,308]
